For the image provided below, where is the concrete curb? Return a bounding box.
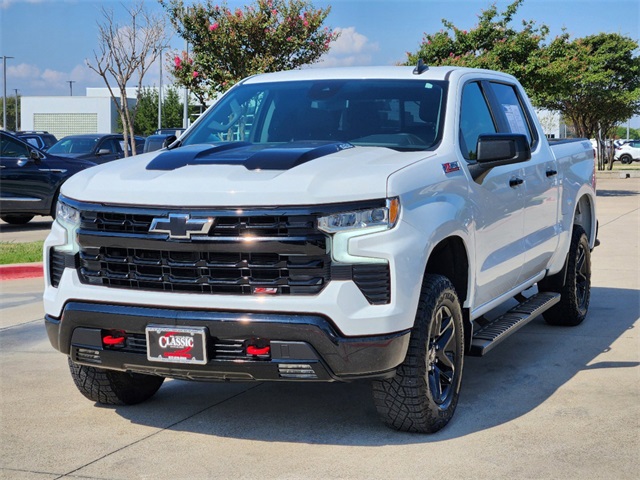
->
[0,262,44,281]
[596,170,640,178]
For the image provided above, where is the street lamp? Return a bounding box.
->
[2,55,14,130]
[67,80,75,96]
[158,47,163,130]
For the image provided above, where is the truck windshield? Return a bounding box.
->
[181,79,447,151]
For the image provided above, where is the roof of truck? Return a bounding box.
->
[240,65,515,84]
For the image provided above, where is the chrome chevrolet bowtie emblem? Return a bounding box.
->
[149,214,214,239]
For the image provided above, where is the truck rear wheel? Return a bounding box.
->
[68,358,164,405]
[372,274,464,433]
[539,225,591,326]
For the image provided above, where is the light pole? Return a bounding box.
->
[13,88,18,131]
[183,40,189,129]
[2,55,14,130]
[158,48,163,131]
[67,80,75,96]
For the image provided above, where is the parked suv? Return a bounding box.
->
[47,134,145,164]
[0,131,96,224]
[15,131,58,151]
[614,140,640,164]
[143,128,185,153]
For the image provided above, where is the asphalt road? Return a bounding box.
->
[0,177,638,479]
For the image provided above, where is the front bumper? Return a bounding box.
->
[46,302,410,382]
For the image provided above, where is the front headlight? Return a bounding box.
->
[318,198,400,234]
[56,200,80,229]
[318,198,400,265]
[54,199,81,253]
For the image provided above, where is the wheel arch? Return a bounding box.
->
[573,192,597,249]
[424,235,472,351]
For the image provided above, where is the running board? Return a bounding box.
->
[469,292,561,356]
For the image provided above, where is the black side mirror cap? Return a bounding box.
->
[469,134,531,183]
[476,133,531,165]
[29,149,43,163]
[162,135,177,149]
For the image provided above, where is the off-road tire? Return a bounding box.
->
[1,214,34,225]
[539,225,591,326]
[68,358,164,405]
[372,274,464,433]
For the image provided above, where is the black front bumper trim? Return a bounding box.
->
[45,302,410,382]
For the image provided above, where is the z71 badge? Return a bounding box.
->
[442,162,461,174]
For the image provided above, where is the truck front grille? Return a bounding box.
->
[78,247,330,295]
[63,199,391,303]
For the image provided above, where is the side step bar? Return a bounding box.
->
[469,292,561,356]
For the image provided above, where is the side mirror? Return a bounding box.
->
[469,134,531,183]
[476,134,531,165]
[162,135,177,149]
[29,149,43,164]
[97,148,111,156]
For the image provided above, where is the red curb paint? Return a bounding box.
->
[0,263,44,281]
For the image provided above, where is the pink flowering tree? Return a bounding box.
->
[161,0,338,107]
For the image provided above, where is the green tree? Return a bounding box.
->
[133,87,160,136]
[535,34,640,141]
[163,86,184,128]
[406,0,640,170]
[0,94,20,131]
[406,0,549,95]
[160,0,337,107]
[119,86,189,135]
[615,126,639,140]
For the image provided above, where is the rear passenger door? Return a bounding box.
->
[489,82,559,285]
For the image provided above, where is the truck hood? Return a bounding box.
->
[61,141,435,207]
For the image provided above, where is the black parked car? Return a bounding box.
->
[15,131,58,151]
[0,131,96,224]
[143,128,185,153]
[47,134,145,164]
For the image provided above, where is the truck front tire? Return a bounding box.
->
[539,225,591,326]
[372,274,464,433]
[68,358,164,405]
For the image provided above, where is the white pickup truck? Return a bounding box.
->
[44,65,597,433]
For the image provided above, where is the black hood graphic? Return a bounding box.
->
[146,141,354,171]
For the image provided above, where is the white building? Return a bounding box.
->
[535,109,567,139]
[20,89,136,139]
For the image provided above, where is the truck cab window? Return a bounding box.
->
[459,82,496,160]
[490,82,535,146]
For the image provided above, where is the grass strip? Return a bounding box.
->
[0,241,44,265]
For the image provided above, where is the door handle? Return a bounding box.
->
[509,177,524,188]
[546,169,558,177]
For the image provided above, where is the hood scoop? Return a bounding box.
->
[146,141,354,171]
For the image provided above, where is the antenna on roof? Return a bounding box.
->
[413,59,429,75]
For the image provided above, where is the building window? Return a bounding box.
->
[34,113,98,139]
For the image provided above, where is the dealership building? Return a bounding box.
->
[19,88,138,140]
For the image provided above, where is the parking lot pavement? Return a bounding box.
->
[0,217,52,244]
[0,178,638,480]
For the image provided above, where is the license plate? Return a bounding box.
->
[146,325,208,365]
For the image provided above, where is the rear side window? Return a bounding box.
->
[459,82,496,160]
[490,82,535,146]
